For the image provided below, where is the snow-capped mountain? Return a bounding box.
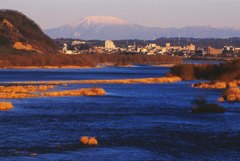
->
[44,16,240,40]
[69,16,131,27]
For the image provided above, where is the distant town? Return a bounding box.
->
[56,37,240,59]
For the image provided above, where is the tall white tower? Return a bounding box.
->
[63,43,68,53]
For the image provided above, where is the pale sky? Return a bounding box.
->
[0,0,239,29]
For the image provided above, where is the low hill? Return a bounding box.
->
[0,9,58,54]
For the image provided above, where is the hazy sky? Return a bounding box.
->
[0,0,239,29]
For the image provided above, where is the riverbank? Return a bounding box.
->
[0,65,101,69]
[219,84,240,102]
[0,64,175,69]
[4,76,182,85]
[192,80,240,102]
[0,53,182,69]
[0,85,106,99]
[0,102,13,111]
[152,64,176,67]
[192,81,240,89]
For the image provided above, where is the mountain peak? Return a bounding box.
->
[69,16,131,27]
[45,15,240,40]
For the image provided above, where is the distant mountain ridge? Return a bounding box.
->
[45,16,240,40]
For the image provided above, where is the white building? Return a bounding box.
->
[65,50,73,54]
[72,41,86,45]
[146,44,157,50]
[62,43,74,54]
[235,48,240,52]
[63,43,68,53]
[105,40,116,50]
[166,43,171,49]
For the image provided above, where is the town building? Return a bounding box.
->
[195,49,206,56]
[105,40,116,50]
[62,43,68,53]
[207,46,222,55]
[62,43,75,54]
[235,48,240,53]
[166,43,171,50]
[222,46,235,55]
[186,44,196,51]
[71,41,86,45]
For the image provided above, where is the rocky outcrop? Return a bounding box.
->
[13,42,35,51]
[0,19,23,44]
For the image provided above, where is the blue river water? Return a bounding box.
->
[0,66,240,161]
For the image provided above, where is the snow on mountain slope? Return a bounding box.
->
[45,16,240,40]
[69,16,131,28]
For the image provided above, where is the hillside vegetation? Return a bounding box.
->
[0,9,58,54]
[170,60,240,81]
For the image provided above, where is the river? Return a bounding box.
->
[0,66,240,161]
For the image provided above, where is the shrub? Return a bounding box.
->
[0,102,13,111]
[192,104,225,113]
[170,64,195,80]
[80,136,98,145]
[80,136,89,145]
[192,81,227,89]
[222,86,240,102]
[191,96,225,113]
[218,97,224,102]
[88,137,98,145]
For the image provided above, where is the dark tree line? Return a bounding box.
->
[0,53,182,67]
[170,60,240,81]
